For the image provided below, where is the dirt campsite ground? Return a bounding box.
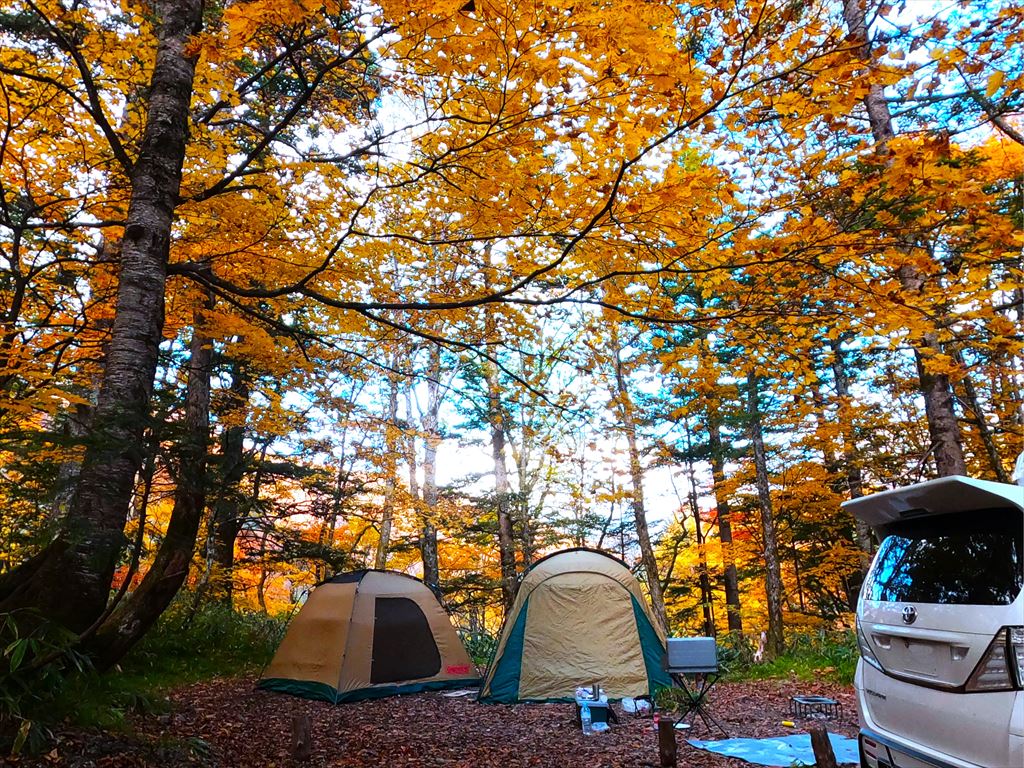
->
[9,677,859,768]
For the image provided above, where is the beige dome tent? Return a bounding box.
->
[259,570,479,702]
[479,548,671,702]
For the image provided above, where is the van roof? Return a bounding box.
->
[842,475,1024,527]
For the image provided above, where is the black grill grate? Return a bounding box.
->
[789,695,842,719]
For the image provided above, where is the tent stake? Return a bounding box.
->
[657,718,677,767]
[291,712,313,762]
[808,723,838,768]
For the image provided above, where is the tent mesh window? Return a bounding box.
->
[370,597,442,683]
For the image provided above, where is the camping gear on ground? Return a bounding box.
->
[574,691,617,727]
[259,569,480,702]
[477,547,672,703]
[664,636,728,737]
[621,696,652,716]
[687,733,860,766]
[575,682,603,700]
[789,695,842,719]
[580,702,593,735]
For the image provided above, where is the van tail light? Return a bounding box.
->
[1010,627,1024,688]
[965,627,1024,692]
[856,616,884,671]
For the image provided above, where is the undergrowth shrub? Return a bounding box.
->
[1,596,289,756]
[721,629,858,684]
[124,597,289,678]
[458,628,497,669]
[0,610,93,755]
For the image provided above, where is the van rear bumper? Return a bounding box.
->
[856,661,1023,768]
[859,727,977,768]
[860,721,1024,768]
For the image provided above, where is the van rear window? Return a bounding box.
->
[864,507,1023,605]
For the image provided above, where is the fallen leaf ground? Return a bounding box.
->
[10,677,859,767]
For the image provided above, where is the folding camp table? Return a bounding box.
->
[664,637,728,737]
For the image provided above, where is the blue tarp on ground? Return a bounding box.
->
[687,733,860,766]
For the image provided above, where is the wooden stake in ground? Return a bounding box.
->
[291,713,313,762]
[657,718,677,768]
[808,723,838,768]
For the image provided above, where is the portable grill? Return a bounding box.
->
[789,695,842,719]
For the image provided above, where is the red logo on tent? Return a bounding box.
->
[446,664,471,675]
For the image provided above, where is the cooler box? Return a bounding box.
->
[575,696,612,726]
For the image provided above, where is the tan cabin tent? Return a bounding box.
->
[259,570,480,702]
[478,548,671,703]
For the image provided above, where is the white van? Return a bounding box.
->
[845,476,1024,768]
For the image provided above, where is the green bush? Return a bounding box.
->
[715,630,756,669]
[52,599,287,736]
[123,598,288,679]
[0,610,93,755]
[458,628,497,668]
[720,629,858,684]
[2,597,290,755]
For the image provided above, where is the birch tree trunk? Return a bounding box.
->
[683,421,716,637]
[708,409,743,633]
[375,371,400,570]
[611,343,668,636]
[420,345,442,591]
[841,0,967,478]
[487,362,518,609]
[0,0,205,631]
[510,438,538,566]
[829,339,875,571]
[404,386,422,513]
[747,373,785,658]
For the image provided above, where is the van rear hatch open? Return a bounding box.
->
[845,477,1024,766]
[858,507,1021,687]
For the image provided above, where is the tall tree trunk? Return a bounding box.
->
[841,0,967,478]
[52,404,94,519]
[210,360,249,604]
[419,346,441,591]
[251,453,268,612]
[707,408,743,634]
[684,420,716,637]
[952,350,1010,483]
[912,325,968,476]
[512,456,536,565]
[0,0,205,631]
[90,302,213,668]
[829,339,875,571]
[611,343,669,636]
[375,371,400,570]
[786,511,806,613]
[482,243,522,592]
[747,373,785,658]
[323,458,349,576]
[256,530,270,613]
[808,374,871,609]
[404,387,421,509]
[487,362,518,609]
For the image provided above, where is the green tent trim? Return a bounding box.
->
[631,596,673,694]
[258,677,338,702]
[259,676,481,704]
[477,597,530,703]
[477,594,670,704]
